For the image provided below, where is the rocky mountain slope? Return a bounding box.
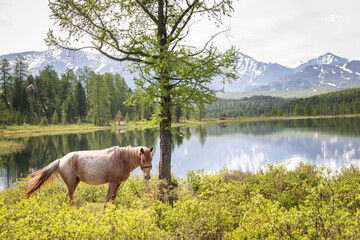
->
[1,49,358,92]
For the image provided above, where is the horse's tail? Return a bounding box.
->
[26,159,60,198]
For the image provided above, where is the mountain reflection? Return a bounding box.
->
[1,116,360,190]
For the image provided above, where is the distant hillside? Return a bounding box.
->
[267,88,360,117]
[206,95,289,118]
[210,88,360,118]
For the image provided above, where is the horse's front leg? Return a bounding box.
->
[110,182,122,202]
[105,182,121,204]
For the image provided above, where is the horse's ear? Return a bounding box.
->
[140,148,144,155]
[149,147,154,153]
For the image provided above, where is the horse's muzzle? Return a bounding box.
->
[144,175,151,180]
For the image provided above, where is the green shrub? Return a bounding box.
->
[1,163,360,239]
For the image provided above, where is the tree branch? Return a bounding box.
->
[169,0,198,40]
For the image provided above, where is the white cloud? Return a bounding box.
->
[325,14,348,23]
[0,0,359,66]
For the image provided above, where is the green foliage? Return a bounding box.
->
[206,95,287,118]
[210,88,360,118]
[88,72,111,126]
[39,117,48,126]
[1,163,359,239]
[0,59,136,127]
[0,58,12,109]
[0,100,9,124]
[51,111,59,125]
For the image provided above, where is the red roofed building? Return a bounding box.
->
[114,115,126,126]
[219,113,226,120]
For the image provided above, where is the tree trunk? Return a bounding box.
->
[159,93,172,184]
[157,0,172,184]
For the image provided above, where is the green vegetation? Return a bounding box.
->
[0,59,147,126]
[0,58,210,129]
[217,86,351,99]
[208,88,360,118]
[207,95,287,118]
[1,162,359,239]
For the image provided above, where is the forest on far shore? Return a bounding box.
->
[0,56,205,126]
[2,56,360,127]
[206,88,360,118]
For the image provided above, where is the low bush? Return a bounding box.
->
[0,162,359,239]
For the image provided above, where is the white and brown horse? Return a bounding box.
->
[26,146,153,203]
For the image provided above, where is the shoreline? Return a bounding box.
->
[1,114,360,138]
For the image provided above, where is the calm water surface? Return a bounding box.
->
[1,116,360,190]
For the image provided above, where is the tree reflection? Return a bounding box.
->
[0,128,159,190]
[198,126,207,146]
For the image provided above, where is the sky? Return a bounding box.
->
[0,0,359,68]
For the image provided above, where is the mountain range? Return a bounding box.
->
[1,49,359,94]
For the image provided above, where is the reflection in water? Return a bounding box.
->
[170,117,360,177]
[1,116,360,190]
[0,129,159,190]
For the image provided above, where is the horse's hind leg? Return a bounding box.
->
[64,176,80,201]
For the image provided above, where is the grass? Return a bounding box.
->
[217,86,354,99]
[1,162,359,239]
[2,123,109,137]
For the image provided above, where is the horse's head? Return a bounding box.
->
[140,147,153,180]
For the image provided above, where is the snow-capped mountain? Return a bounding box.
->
[294,52,349,72]
[1,49,358,93]
[213,52,353,92]
[212,53,295,92]
[255,61,360,91]
[1,49,135,88]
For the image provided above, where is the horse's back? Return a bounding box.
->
[58,147,120,185]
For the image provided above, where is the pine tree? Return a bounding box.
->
[61,109,67,125]
[0,99,9,124]
[0,58,12,108]
[75,81,87,121]
[12,56,30,114]
[52,111,59,124]
[64,93,77,124]
[37,65,59,118]
[88,73,111,125]
[58,68,76,106]
[113,74,129,117]
[76,66,93,114]
[174,105,182,123]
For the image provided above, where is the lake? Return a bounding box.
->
[1,116,360,190]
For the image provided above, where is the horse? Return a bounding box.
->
[26,146,153,203]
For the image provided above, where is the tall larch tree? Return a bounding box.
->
[47,0,239,184]
[36,65,59,118]
[0,58,12,109]
[76,66,93,112]
[88,72,111,125]
[12,56,29,114]
[75,81,87,121]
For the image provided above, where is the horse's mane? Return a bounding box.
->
[115,146,144,171]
